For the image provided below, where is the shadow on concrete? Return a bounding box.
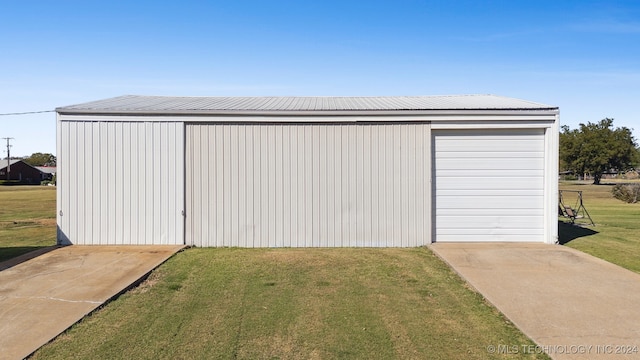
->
[558,221,598,245]
[0,246,62,271]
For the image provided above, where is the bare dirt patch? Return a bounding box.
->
[130,270,164,295]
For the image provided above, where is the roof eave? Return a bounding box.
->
[56,108,559,117]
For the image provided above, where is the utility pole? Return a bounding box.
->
[2,137,13,181]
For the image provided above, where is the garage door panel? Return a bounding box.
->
[436,129,544,139]
[437,233,545,242]
[437,169,543,177]
[439,183,544,191]
[437,215,543,228]
[437,196,542,209]
[436,151,544,159]
[436,132,543,140]
[438,208,544,216]
[436,139,543,152]
[436,177,543,190]
[438,228,544,236]
[434,129,545,242]
[436,158,544,170]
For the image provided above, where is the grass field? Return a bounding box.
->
[32,248,546,359]
[559,181,640,273]
[0,186,57,262]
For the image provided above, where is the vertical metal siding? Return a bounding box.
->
[57,120,184,245]
[186,123,431,247]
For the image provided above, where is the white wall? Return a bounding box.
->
[186,123,432,247]
[57,120,184,245]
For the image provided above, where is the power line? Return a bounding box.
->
[0,110,54,116]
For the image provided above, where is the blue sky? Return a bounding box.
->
[1,0,639,157]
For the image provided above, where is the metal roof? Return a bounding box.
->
[0,159,41,171]
[35,166,57,174]
[56,94,558,116]
[2,159,24,168]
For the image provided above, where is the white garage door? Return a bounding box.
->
[433,129,545,242]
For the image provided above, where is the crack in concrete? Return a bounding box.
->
[9,296,102,305]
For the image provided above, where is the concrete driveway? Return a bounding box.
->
[431,243,640,360]
[0,245,184,360]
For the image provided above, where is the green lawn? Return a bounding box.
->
[0,186,57,262]
[32,248,546,359]
[559,180,640,273]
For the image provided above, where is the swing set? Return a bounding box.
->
[558,190,595,226]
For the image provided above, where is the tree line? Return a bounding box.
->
[560,118,640,185]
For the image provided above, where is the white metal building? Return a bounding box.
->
[56,95,559,247]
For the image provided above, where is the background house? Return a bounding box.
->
[0,160,50,184]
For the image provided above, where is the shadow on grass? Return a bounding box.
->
[0,246,61,271]
[558,221,598,245]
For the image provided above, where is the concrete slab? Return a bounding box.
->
[430,243,640,360]
[0,245,184,360]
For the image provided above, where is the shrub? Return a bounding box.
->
[611,184,640,204]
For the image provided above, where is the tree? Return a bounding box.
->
[23,152,56,167]
[560,118,638,184]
